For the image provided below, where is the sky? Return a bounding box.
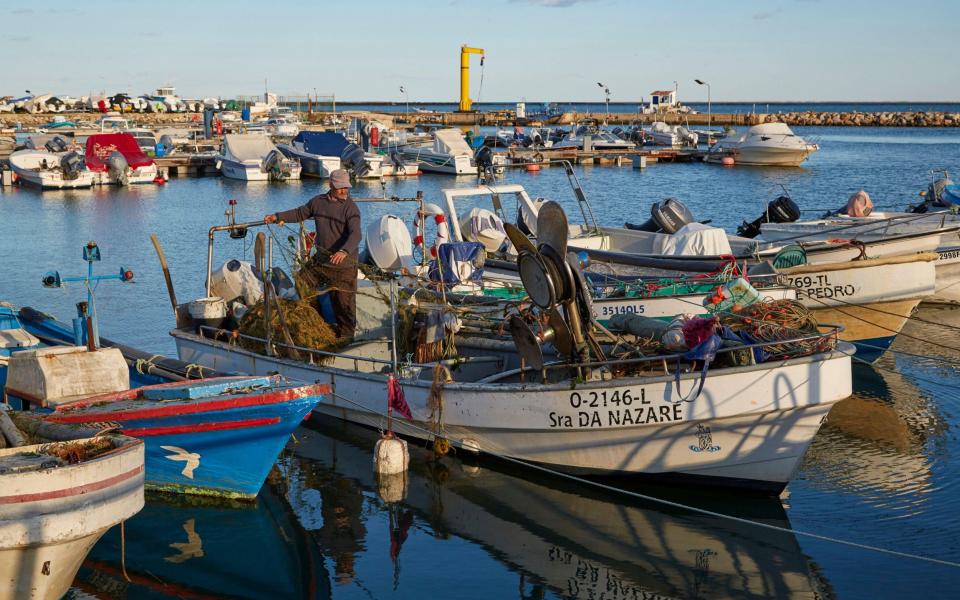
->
[2,0,958,102]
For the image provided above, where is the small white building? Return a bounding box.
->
[648,90,677,112]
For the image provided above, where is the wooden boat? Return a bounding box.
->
[172,208,854,495]
[41,376,327,499]
[3,307,326,500]
[0,430,144,600]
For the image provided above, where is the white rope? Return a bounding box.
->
[325,389,960,569]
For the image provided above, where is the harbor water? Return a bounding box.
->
[3,126,960,598]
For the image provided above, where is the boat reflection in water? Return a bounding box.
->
[69,485,330,599]
[286,418,833,600]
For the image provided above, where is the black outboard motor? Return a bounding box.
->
[475,146,495,171]
[736,196,801,238]
[340,143,370,177]
[45,136,68,153]
[59,151,83,180]
[624,198,695,234]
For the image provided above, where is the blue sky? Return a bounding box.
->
[2,0,957,102]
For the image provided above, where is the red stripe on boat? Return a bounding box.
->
[0,464,143,504]
[49,384,329,424]
[122,417,281,437]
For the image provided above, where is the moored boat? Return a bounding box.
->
[0,427,144,600]
[704,123,818,166]
[217,133,301,181]
[84,133,158,185]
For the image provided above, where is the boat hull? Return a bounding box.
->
[277,144,339,178]
[46,384,324,499]
[173,330,852,493]
[0,438,144,600]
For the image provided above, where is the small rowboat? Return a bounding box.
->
[0,432,144,600]
[42,376,327,499]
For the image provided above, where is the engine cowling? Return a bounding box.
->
[625,198,695,234]
[737,196,801,238]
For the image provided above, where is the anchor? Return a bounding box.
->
[41,240,134,349]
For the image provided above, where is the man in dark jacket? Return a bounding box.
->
[264,169,360,339]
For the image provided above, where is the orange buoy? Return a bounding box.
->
[525,163,541,172]
[721,156,735,166]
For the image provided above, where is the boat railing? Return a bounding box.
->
[196,325,504,373]
[196,322,844,378]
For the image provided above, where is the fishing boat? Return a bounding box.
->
[382,185,936,362]
[2,308,326,500]
[704,123,818,166]
[398,128,504,175]
[217,133,301,181]
[171,206,853,494]
[84,133,158,185]
[8,145,93,190]
[0,426,144,600]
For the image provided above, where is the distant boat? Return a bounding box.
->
[217,133,301,181]
[645,122,698,148]
[398,128,503,175]
[551,124,636,150]
[0,426,144,600]
[9,136,93,189]
[84,133,158,184]
[277,131,351,178]
[704,123,818,166]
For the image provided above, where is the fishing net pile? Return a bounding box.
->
[237,298,338,361]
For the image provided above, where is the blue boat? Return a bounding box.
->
[2,306,327,500]
[277,131,347,178]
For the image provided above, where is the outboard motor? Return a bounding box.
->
[624,198,695,234]
[737,196,801,238]
[528,129,543,147]
[107,151,129,184]
[45,136,68,153]
[475,146,494,170]
[59,151,83,180]
[340,143,370,178]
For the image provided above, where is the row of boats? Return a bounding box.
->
[3,168,957,597]
[507,121,820,166]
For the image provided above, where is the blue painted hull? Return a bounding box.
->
[851,335,896,364]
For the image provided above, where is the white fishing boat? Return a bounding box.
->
[172,206,853,494]
[217,134,301,181]
[398,128,503,175]
[645,122,698,148]
[9,147,93,190]
[0,428,144,600]
[704,123,818,166]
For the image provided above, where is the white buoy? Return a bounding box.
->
[374,434,409,475]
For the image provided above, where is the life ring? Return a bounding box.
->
[414,203,449,259]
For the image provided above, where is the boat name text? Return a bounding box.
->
[549,389,683,428]
[787,274,856,300]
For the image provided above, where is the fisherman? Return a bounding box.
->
[264,169,361,340]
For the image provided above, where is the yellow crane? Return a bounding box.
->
[459,44,484,112]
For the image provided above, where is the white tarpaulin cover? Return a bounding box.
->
[433,129,473,157]
[654,223,733,256]
[224,134,276,162]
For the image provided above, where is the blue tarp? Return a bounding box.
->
[293,131,350,157]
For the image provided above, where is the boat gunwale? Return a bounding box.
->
[171,326,854,393]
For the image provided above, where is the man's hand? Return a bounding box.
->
[329,250,348,266]
[263,214,283,225]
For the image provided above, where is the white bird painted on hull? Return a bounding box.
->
[160,445,201,479]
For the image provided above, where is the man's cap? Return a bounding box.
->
[329,169,352,189]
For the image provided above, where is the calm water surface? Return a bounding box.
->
[2,127,959,598]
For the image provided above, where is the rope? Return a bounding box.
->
[120,520,131,582]
[326,390,960,569]
[134,354,164,375]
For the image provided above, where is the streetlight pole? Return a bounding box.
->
[695,79,711,144]
[400,86,409,118]
[597,82,610,125]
